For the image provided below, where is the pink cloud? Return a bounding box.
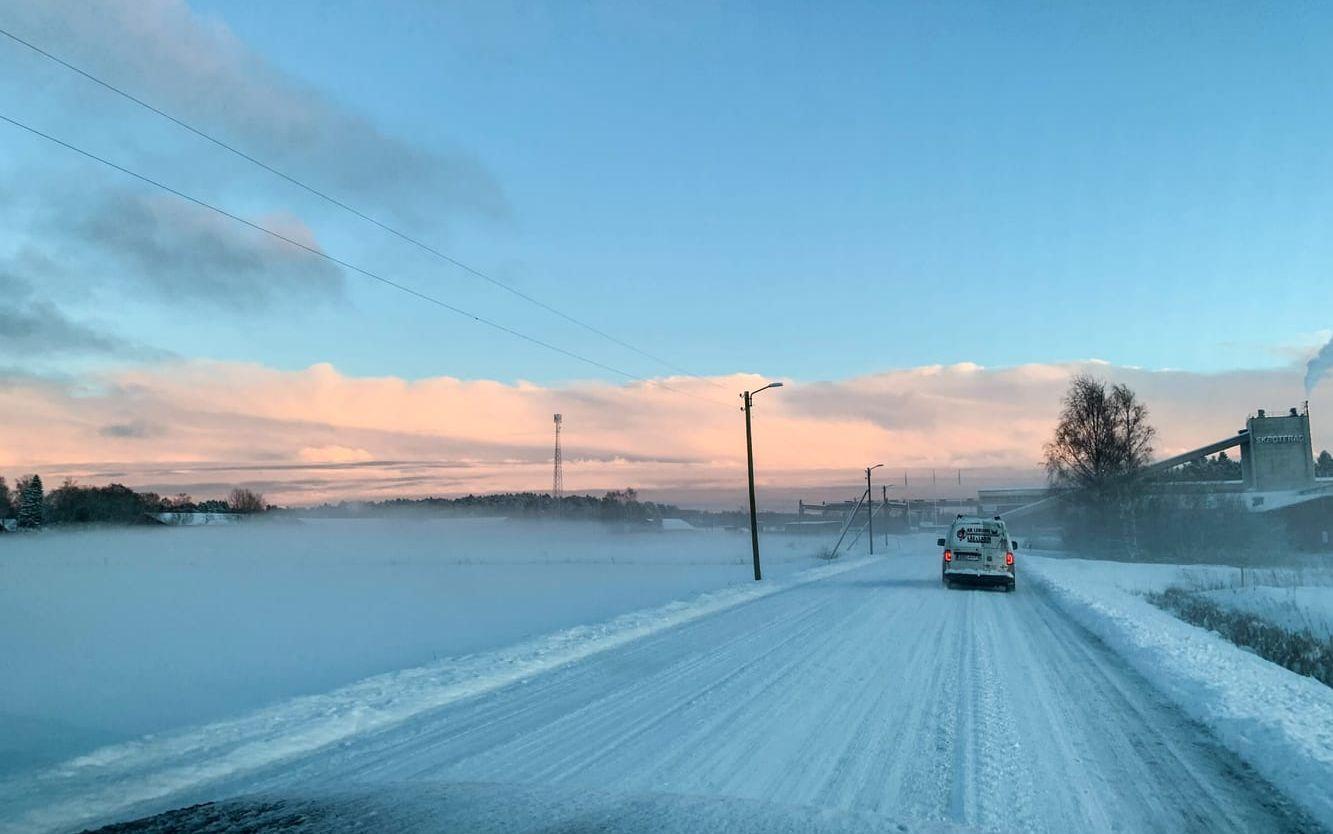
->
[1,359,1327,508]
[297,445,375,464]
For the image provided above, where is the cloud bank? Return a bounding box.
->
[0,271,168,360]
[65,190,346,311]
[1,359,1325,508]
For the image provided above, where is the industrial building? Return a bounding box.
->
[982,406,1333,549]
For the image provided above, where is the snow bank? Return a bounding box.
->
[0,544,872,834]
[1025,556,1333,829]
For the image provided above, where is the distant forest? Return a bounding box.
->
[0,480,718,530]
[1161,451,1243,481]
[284,490,787,530]
[0,476,266,530]
[286,489,685,524]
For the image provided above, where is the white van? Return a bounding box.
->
[938,515,1016,591]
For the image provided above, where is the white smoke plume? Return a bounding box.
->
[1306,335,1333,395]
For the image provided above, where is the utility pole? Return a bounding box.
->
[552,413,564,499]
[882,484,889,547]
[932,468,938,527]
[742,382,784,581]
[865,463,883,554]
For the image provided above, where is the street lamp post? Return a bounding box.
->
[882,485,889,548]
[743,382,784,581]
[865,464,883,554]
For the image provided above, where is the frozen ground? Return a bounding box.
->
[0,518,840,774]
[2,540,1321,834]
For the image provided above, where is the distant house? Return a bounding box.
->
[660,518,698,532]
[146,512,242,526]
[781,519,843,535]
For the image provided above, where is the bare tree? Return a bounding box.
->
[1044,375,1155,497]
[1042,376,1157,553]
[228,488,266,514]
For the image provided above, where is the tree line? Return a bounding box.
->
[0,476,266,530]
[1,479,698,531]
[288,488,676,524]
[1160,448,1333,481]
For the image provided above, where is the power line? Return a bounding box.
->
[0,25,723,389]
[0,111,729,407]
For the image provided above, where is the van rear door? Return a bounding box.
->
[949,521,1007,574]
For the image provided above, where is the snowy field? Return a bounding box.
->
[1025,555,1333,829]
[0,518,849,776]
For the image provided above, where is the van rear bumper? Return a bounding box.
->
[944,570,1013,587]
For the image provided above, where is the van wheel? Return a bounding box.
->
[1006,580,1016,593]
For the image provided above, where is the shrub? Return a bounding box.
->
[1148,587,1333,686]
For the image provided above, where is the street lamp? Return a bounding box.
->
[742,382,784,581]
[865,464,883,554]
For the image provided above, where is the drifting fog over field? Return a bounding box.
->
[0,518,841,773]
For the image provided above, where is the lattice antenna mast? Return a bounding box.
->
[552,413,564,499]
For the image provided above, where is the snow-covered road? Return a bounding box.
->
[108,547,1319,834]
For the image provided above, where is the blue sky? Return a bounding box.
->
[196,0,1333,380]
[3,1,1331,385]
[0,0,1327,383]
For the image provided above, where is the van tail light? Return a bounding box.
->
[1005,552,1014,566]
[943,550,952,562]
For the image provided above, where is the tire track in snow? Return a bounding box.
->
[946,591,975,824]
[878,599,961,824]
[808,590,945,815]
[968,599,1036,833]
[499,587,862,789]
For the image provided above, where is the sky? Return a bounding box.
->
[1,1,1332,507]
